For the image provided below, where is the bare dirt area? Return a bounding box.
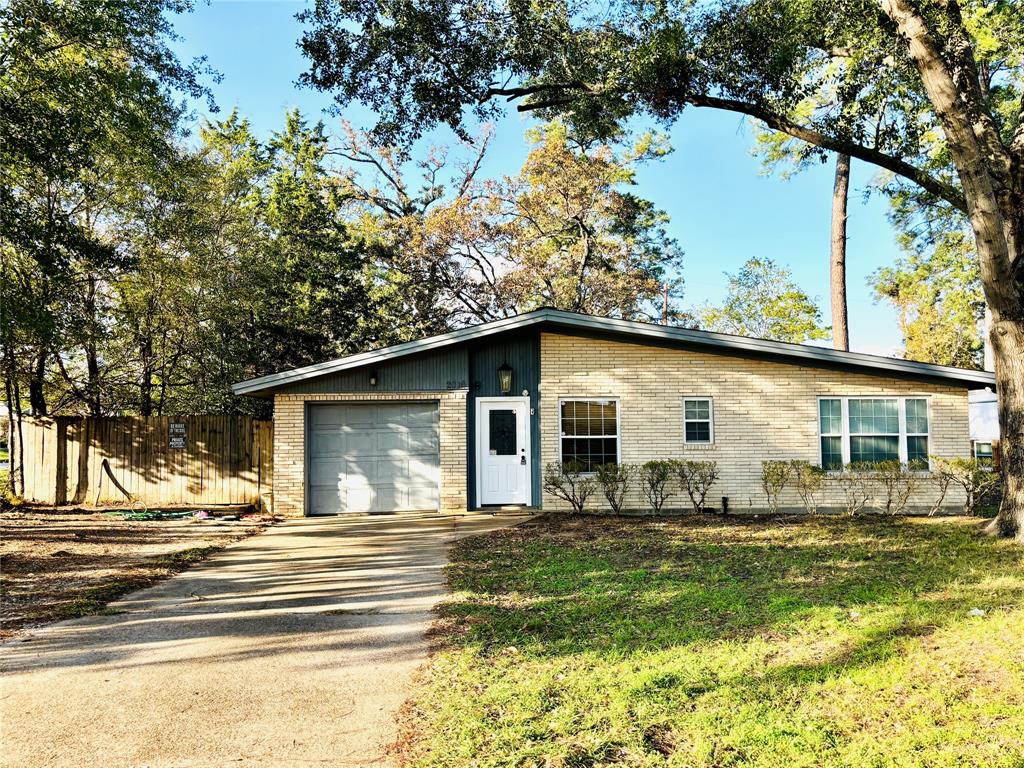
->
[0,508,270,637]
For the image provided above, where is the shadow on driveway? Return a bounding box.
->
[0,513,526,768]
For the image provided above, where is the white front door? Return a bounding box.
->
[477,397,530,506]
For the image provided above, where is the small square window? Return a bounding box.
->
[682,398,714,444]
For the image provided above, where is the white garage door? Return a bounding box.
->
[308,403,440,515]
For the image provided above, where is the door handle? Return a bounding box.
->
[520,455,527,465]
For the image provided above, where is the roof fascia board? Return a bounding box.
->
[233,308,995,396]
[539,310,994,387]
[231,311,546,395]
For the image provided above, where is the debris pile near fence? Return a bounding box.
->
[19,415,273,508]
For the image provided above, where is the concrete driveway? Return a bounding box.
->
[0,513,526,768]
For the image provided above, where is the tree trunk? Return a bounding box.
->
[86,340,101,417]
[28,350,48,416]
[3,362,18,498]
[830,153,850,351]
[879,0,1023,540]
[988,317,1024,540]
[140,336,153,417]
[12,371,25,496]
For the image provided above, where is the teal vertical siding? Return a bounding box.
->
[275,347,468,394]
[467,331,542,507]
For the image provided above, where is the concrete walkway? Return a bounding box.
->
[0,513,526,768]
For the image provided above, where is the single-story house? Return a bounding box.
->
[232,308,995,516]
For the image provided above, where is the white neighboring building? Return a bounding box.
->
[969,388,998,460]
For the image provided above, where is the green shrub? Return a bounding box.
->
[790,461,826,515]
[640,460,675,515]
[931,457,1001,516]
[761,460,792,513]
[836,463,873,516]
[676,460,719,513]
[543,461,597,515]
[872,460,917,515]
[594,463,635,515]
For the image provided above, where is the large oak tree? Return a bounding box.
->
[299,0,1024,538]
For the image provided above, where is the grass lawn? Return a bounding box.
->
[402,515,1024,768]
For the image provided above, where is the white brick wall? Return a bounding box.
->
[539,333,971,513]
[272,391,468,517]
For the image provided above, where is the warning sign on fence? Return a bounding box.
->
[169,422,186,449]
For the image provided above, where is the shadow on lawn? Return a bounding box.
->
[438,514,1024,672]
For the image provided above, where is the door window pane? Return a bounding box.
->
[488,409,516,455]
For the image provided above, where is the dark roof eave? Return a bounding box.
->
[232,308,996,396]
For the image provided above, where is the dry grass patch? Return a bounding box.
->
[0,508,268,636]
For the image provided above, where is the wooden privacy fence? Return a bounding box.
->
[20,415,273,508]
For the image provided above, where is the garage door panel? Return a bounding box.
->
[310,487,344,516]
[373,403,409,426]
[310,457,346,486]
[403,404,437,427]
[376,430,408,452]
[308,403,440,515]
[310,430,345,456]
[344,487,375,513]
[407,485,437,509]
[345,431,378,455]
[406,430,438,453]
[409,458,438,483]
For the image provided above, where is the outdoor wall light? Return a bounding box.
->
[497,361,513,395]
[369,370,378,387]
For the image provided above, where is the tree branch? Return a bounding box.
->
[686,93,968,211]
[507,83,966,211]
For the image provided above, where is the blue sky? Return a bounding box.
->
[170,1,906,356]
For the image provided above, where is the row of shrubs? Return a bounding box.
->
[542,457,1001,517]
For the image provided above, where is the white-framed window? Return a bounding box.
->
[817,396,930,470]
[682,397,714,444]
[559,398,619,471]
[973,441,994,467]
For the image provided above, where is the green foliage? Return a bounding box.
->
[789,460,827,515]
[338,120,684,326]
[297,0,1020,178]
[543,461,597,515]
[872,231,985,368]
[489,122,683,320]
[700,258,829,342]
[836,464,874,516]
[761,460,793,513]
[0,0,214,427]
[871,460,918,516]
[594,462,636,515]
[408,516,1024,766]
[675,460,720,514]
[639,460,675,515]
[932,457,1002,516]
